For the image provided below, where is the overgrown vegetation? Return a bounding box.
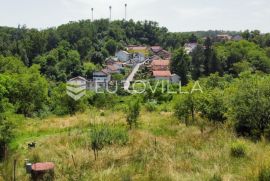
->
[1,19,270,180]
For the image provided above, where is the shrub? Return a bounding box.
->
[145,102,157,112]
[90,124,129,160]
[230,141,246,158]
[197,89,227,123]
[230,75,270,139]
[209,174,222,181]
[258,167,270,181]
[126,100,140,129]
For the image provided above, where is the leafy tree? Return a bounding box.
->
[90,126,105,160]
[105,39,118,55]
[0,116,14,160]
[0,56,26,74]
[174,93,196,126]
[229,75,270,139]
[0,76,14,160]
[83,62,97,79]
[91,52,104,65]
[50,83,88,116]
[197,89,227,123]
[126,99,140,129]
[8,65,49,117]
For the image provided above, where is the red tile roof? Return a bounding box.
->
[151,60,170,66]
[153,71,172,77]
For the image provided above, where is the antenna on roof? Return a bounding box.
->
[91,8,94,21]
[109,6,112,21]
[125,3,127,20]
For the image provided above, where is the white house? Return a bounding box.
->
[92,70,111,90]
[184,43,198,54]
[93,70,111,82]
[115,50,130,62]
[132,52,145,62]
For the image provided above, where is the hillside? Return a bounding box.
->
[1,107,270,181]
[1,19,270,181]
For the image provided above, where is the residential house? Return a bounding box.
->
[158,49,171,59]
[216,34,232,41]
[127,46,149,62]
[232,35,243,41]
[184,43,198,54]
[150,46,171,59]
[93,70,111,83]
[151,59,170,71]
[153,71,172,81]
[105,65,122,74]
[115,50,130,62]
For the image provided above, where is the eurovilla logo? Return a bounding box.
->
[66,76,87,101]
[66,76,203,101]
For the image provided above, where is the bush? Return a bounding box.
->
[209,174,222,181]
[126,99,140,129]
[259,167,270,181]
[197,89,227,123]
[90,124,129,159]
[230,141,246,158]
[230,75,270,139]
[145,102,157,112]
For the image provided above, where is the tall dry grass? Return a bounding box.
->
[1,109,270,180]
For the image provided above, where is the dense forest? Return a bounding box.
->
[1,19,270,180]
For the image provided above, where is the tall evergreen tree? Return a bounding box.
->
[204,37,213,76]
[171,48,191,85]
[191,45,205,80]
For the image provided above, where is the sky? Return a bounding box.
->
[0,0,270,32]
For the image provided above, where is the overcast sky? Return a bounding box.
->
[0,0,270,32]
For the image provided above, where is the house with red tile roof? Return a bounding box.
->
[153,71,172,81]
[151,59,170,71]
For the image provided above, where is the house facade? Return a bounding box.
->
[115,50,130,62]
[93,70,111,83]
[184,43,198,54]
[151,59,170,71]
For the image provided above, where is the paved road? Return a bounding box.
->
[124,60,147,90]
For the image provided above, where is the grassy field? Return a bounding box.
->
[1,108,270,181]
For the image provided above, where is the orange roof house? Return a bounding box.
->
[151,59,170,71]
[153,71,172,77]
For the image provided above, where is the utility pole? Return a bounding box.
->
[91,8,94,21]
[109,6,112,21]
[125,3,127,20]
